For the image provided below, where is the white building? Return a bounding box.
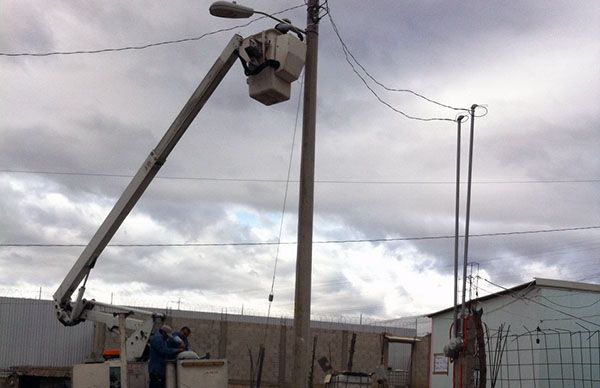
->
[427,278,600,388]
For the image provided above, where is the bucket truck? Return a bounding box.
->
[53,25,305,388]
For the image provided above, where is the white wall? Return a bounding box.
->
[429,285,600,388]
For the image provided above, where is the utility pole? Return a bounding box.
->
[460,105,478,320]
[292,1,320,387]
[453,116,464,338]
[456,105,478,388]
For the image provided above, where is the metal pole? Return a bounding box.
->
[460,105,477,319]
[453,116,464,337]
[292,1,319,387]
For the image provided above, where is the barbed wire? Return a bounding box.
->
[0,290,424,329]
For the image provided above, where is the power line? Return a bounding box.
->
[326,4,464,112]
[2,225,598,248]
[538,294,600,310]
[325,4,462,122]
[0,4,305,57]
[264,71,304,328]
[436,241,600,271]
[3,169,599,185]
[479,277,600,329]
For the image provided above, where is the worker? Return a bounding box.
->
[148,325,182,388]
[170,326,191,351]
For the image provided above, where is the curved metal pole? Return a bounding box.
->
[460,105,478,319]
[453,116,464,337]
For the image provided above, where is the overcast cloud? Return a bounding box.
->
[1,0,599,323]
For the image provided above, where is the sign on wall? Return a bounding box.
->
[433,353,448,375]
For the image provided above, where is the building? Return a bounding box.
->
[427,278,600,388]
[0,297,95,387]
[0,296,423,387]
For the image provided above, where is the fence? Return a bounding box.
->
[0,288,424,333]
[483,327,600,388]
[387,369,410,387]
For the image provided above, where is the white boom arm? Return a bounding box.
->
[52,25,306,361]
[52,35,244,353]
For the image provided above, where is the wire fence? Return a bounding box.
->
[484,328,600,388]
[0,288,427,333]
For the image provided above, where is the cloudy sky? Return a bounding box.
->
[1,0,599,324]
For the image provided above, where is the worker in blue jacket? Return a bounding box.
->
[148,325,182,388]
[169,326,191,351]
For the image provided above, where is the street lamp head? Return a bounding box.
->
[210,1,306,38]
[209,1,254,19]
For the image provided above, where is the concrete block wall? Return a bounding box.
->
[103,312,416,387]
[410,334,430,388]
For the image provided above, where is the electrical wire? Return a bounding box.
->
[2,225,599,248]
[0,4,305,57]
[472,105,489,118]
[480,282,536,315]
[538,294,600,310]
[326,7,464,112]
[264,71,304,328]
[436,242,600,271]
[538,313,600,322]
[3,168,600,185]
[325,4,464,122]
[328,21,454,122]
[480,277,600,328]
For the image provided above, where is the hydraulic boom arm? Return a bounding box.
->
[53,35,244,329]
[51,25,305,362]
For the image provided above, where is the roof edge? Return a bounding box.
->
[427,278,600,318]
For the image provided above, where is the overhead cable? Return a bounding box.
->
[325,5,463,122]
[2,225,598,248]
[0,4,304,57]
[5,169,598,185]
[479,277,600,328]
[264,71,304,327]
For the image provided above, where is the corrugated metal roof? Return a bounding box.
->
[0,297,94,368]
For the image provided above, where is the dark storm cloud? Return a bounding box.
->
[1,0,599,318]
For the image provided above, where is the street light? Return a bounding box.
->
[210,1,306,38]
[209,1,254,18]
[210,2,320,387]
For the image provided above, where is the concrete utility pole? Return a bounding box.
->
[292,1,320,386]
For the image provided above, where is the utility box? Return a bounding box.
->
[72,360,147,388]
[166,359,229,388]
[242,29,306,105]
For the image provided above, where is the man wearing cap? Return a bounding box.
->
[148,325,183,388]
